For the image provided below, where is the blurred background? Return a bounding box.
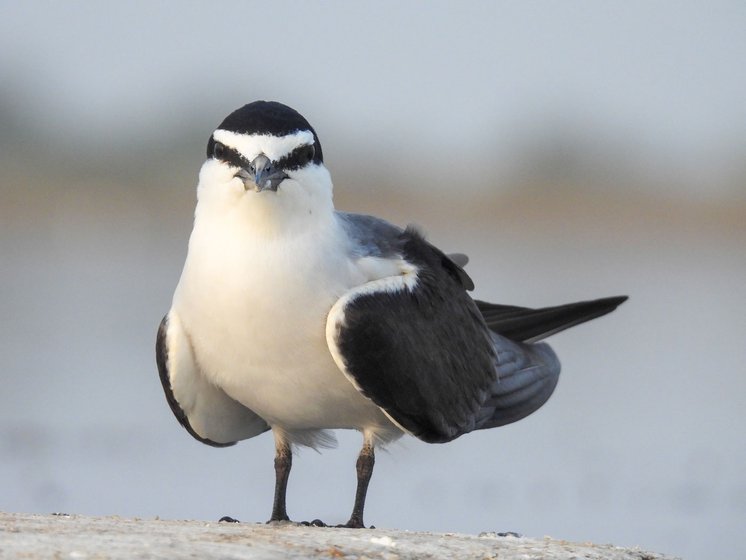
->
[1,2,744,559]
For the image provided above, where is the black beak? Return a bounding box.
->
[236,154,288,192]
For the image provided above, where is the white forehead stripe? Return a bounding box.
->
[213,129,315,162]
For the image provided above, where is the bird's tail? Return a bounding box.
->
[474,295,628,343]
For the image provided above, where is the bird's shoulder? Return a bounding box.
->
[336,211,403,259]
[335,211,474,290]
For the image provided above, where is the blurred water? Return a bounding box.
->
[1,177,744,560]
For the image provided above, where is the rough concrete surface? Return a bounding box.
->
[0,512,678,560]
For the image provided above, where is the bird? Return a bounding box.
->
[156,100,627,528]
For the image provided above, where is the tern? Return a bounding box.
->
[156,100,626,527]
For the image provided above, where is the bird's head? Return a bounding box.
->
[196,101,333,230]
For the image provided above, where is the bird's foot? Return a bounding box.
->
[336,517,371,529]
[219,516,240,523]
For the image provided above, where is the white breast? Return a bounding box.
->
[171,202,394,435]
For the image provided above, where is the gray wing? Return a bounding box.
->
[156,313,269,446]
[327,226,495,443]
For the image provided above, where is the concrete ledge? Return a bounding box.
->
[0,512,678,559]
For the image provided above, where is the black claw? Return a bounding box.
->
[219,516,240,523]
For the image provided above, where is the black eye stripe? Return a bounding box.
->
[208,136,317,172]
[274,144,316,171]
[220,146,250,169]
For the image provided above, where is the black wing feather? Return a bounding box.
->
[475,296,628,343]
[333,228,494,443]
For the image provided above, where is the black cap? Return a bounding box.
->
[208,101,323,163]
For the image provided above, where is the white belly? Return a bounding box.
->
[172,215,394,434]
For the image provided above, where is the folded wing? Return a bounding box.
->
[156,313,269,446]
[328,219,627,442]
[326,228,496,443]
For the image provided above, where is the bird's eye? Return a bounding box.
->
[304,145,315,163]
[213,141,226,159]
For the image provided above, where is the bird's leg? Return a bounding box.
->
[341,438,375,528]
[268,431,292,523]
